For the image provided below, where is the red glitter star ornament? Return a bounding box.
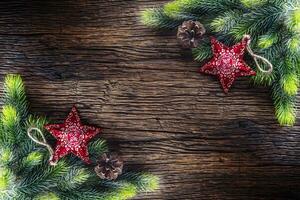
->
[199,37,256,93]
[44,106,100,165]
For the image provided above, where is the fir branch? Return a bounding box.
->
[231,5,282,40]
[141,8,183,29]
[0,167,15,199]
[210,10,243,34]
[4,74,28,121]
[0,74,158,199]
[272,82,296,126]
[142,0,300,126]
[164,0,242,17]
[19,161,69,196]
[192,39,212,62]
[0,105,21,145]
[56,183,137,200]
[119,172,159,192]
[34,192,60,200]
[0,147,13,167]
[240,0,267,8]
[22,151,43,168]
[57,167,91,191]
[284,1,300,32]
[89,139,108,162]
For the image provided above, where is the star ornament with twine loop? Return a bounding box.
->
[27,106,100,166]
[199,35,273,93]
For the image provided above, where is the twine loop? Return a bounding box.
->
[243,34,273,74]
[27,127,57,166]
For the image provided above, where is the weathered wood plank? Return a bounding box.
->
[0,0,299,199]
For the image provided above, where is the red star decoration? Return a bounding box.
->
[199,37,256,93]
[44,106,100,165]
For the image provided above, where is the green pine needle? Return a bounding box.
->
[210,10,242,33]
[141,8,181,29]
[0,148,12,165]
[110,183,137,200]
[23,151,43,167]
[258,34,278,49]
[251,72,275,86]
[137,173,159,192]
[58,168,91,190]
[1,105,18,128]
[286,5,300,32]
[4,74,27,120]
[119,172,159,193]
[163,0,196,17]
[0,167,14,193]
[240,0,266,8]
[275,103,296,126]
[281,73,299,95]
[192,41,212,62]
[141,9,161,27]
[4,74,25,101]
[34,192,60,200]
[288,35,300,53]
[1,105,20,144]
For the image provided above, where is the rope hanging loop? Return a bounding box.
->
[243,34,273,74]
[27,127,57,166]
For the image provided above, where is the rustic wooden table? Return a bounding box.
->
[0,1,300,199]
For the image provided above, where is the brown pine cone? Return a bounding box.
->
[177,20,206,49]
[94,153,123,180]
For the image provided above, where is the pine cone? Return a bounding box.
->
[177,20,206,49]
[94,153,123,180]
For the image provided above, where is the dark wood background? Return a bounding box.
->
[0,0,300,199]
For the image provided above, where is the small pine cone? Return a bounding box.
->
[94,153,123,180]
[177,20,206,49]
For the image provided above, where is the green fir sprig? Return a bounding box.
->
[0,74,158,200]
[141,0,300,126]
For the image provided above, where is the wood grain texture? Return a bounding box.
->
[0,0,299,199]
